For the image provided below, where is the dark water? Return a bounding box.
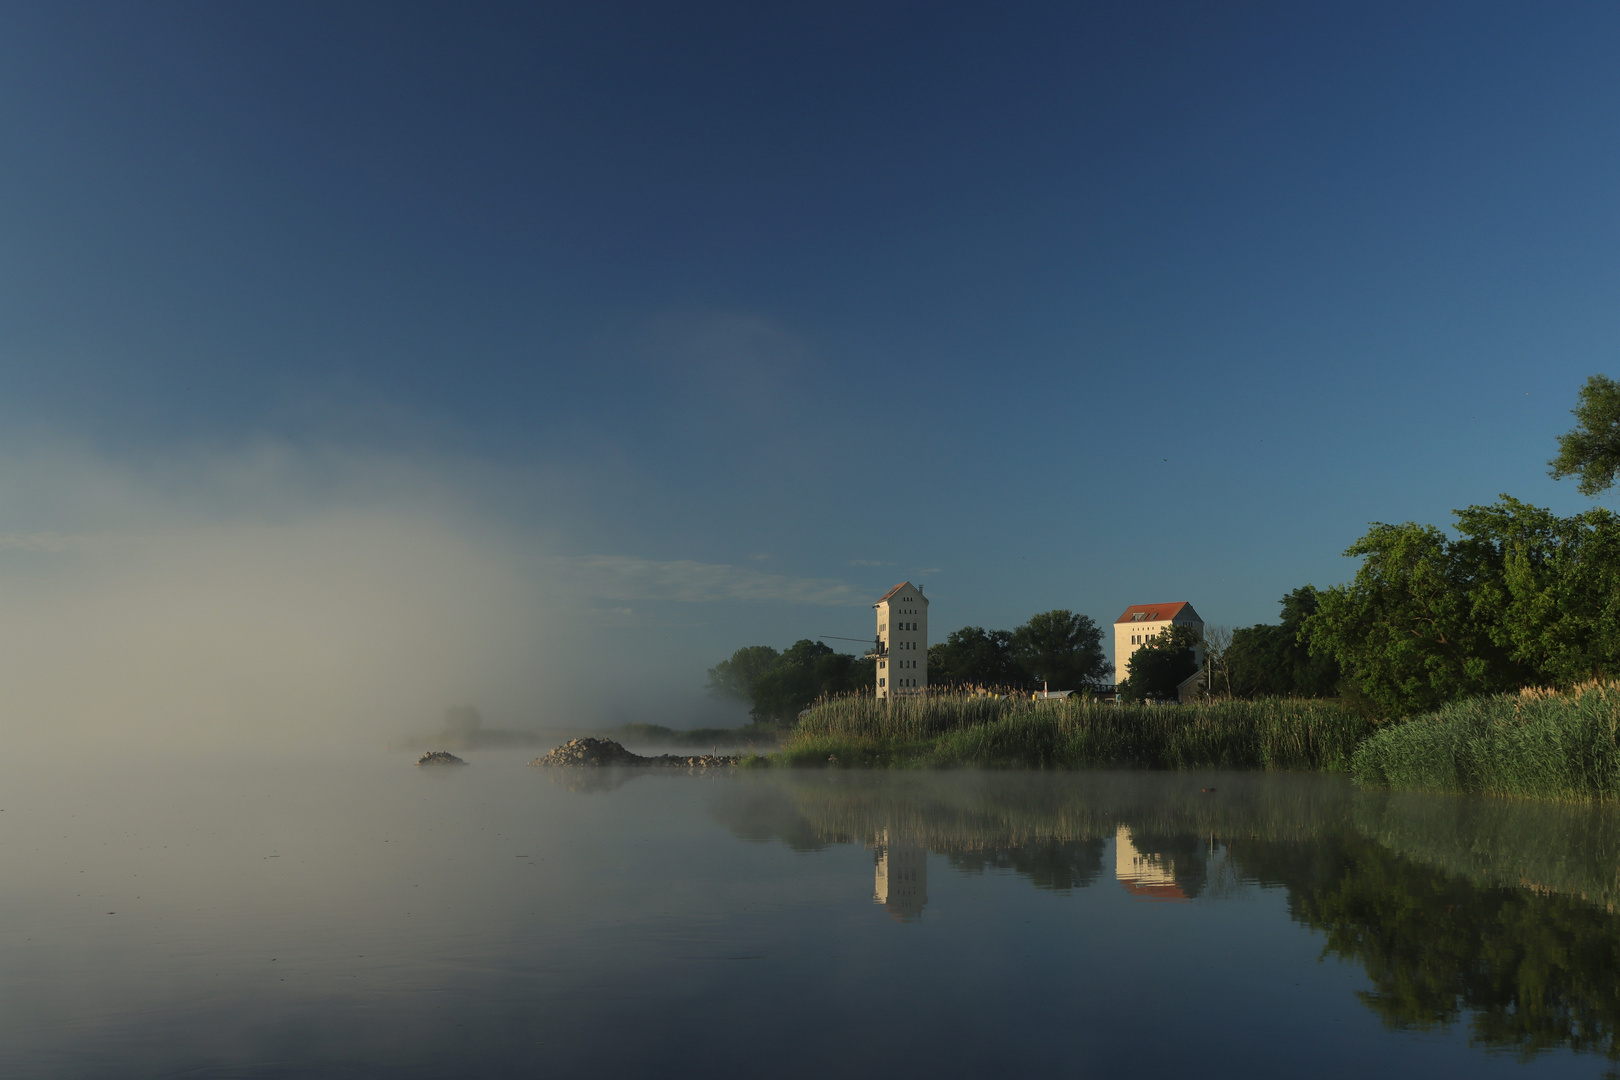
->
[5,750,1620,1079]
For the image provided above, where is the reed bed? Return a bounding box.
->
[1351,681,1620,800]
[778,691,1372,772]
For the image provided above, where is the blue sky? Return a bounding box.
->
[0,2,1616,736]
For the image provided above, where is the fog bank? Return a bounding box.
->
[0,440,593,752]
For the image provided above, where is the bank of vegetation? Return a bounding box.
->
[763,681,1620,802]
[720,376,1620,799]
[770,692,1372,772]
[1351,681,1620,800]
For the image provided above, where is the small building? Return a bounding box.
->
[875,581,928,699]
[1113,602,1204,689]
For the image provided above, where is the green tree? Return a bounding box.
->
[729,639,875,723]
[1227,586,1341,698]
[1118,624,1199,701]
[706,645,781,700]
[927,626,1027,687]
[1550,374,1620,496]
[1009,609,1111,689]
[1452,496,1620,684]
[1303,521,1526,717]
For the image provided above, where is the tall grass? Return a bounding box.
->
[1352,681,1620,800]
[779,691,1372,772]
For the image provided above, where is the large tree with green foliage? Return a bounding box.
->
[707,640,874,722]
[927,610,1110,690]
[1227,586,1341,698]
[1009,609,1110,689]
[1550,374,1620,496]
[705,645,782,700]
[1118,624,1199,702]
[1303,520,1524,717]
[1452,496,1620,684]
[927,626,1025,687]
[1303,496,1620,716]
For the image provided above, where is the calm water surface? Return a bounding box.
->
[4,749,1619,1078]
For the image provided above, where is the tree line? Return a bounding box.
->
[710,375,1620,720]
[708,609,1114,722]
[1214,374,1620,715]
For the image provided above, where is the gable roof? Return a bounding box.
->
[1114,602,1200,624]
[876,581,927,605]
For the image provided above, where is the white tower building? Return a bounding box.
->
[874,581,928,699]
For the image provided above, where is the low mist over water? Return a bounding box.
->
[5,751,1618,1078]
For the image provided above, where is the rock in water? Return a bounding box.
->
[417,750,468,766]
[530,737,738,768]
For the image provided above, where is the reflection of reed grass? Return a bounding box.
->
[1353,789,1620,909]
[1352,682,1620,800]
[712,769,1358,850]
[781,693,1371,772]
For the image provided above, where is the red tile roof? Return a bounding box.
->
[1120,881,1191,902]
[1114,602,1196,624]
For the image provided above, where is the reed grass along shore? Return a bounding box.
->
[771,692,1372,772]
[1351,681,1620,801]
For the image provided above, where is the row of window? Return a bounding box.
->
[880,677,921,688]
[879,659,920,670]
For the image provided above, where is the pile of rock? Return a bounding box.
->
[529,737,738,768]
[416,750,468,766]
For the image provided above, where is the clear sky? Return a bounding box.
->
[0,2,1616,739]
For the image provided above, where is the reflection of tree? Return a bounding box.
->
[701,771,1620,1067]
[1231,835,1620,1068]
[705,771,1343,895]
[939,838,1106,892]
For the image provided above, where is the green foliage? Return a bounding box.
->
[1280,833,1620,1065]
[1351,682,1620,800]
[707,640,874,723]
[1550,373,1620,496]
[783,691,1372,771]
[706,645,781,699]
[1227,586,1341,698]
[1009,609,1110,688]
[1305,520,1521,716]
[1118,624,1199,702]
[927,626,1025,687]
[1454,497,1620,685]
[1306,497,1620,716]
[928,611,1109,690]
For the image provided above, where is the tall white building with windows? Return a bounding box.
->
[875,581,928,699]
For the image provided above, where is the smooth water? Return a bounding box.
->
[5,750,1620,1079]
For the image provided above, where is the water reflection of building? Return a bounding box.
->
[1114,825,1189,902]
[873,829,928,920]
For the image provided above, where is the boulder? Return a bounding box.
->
[530,737,738,768]
[416,750,468,766]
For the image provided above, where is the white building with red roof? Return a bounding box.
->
[1113,601,1204,692]
[874,581,928,699]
